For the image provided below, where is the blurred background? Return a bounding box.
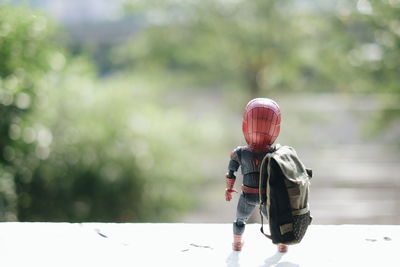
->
[0,0,399,224]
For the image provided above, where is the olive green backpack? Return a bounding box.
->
[259,145,313,245]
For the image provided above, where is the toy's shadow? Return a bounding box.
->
[262,252,299,267]
[226,251,299,267]
[226,251,240,267]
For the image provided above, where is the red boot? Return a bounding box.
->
[278,244,288,253]
[232,234,243,251]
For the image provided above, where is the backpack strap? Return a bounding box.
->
[259,151,272,239]
[258,144,279,206]
[259,212,272,239]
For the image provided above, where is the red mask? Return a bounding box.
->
[242,98,281,152]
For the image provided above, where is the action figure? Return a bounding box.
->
[225,98,288,253]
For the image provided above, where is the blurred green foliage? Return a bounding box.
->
[119,1,399,94]
[0,5,222,222]
[0,5,59,220]
[118,0,307,95]
[1,0,399,222]
[119,0,399,129]
[330,0,400,131]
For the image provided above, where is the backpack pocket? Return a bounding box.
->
[292,211,312,243]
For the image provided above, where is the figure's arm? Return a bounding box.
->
[225,148,240,201]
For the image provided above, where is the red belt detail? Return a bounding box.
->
[241,185,266,194]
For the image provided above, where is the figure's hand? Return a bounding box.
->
[225,188,238,201]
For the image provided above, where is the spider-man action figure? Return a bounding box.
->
[225,98,288,253]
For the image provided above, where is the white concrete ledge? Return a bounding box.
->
[0,223,399,266]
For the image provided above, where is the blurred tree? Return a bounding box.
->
[334,0,400,130]
[119,0,399,131]
[1,5,213,222]
[307,0,400,133]
[119,0,400,93]
[0,5,59,220]
[329,0,399,93]
[118,0,313,96]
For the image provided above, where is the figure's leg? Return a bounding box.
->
[232,193,256,251]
